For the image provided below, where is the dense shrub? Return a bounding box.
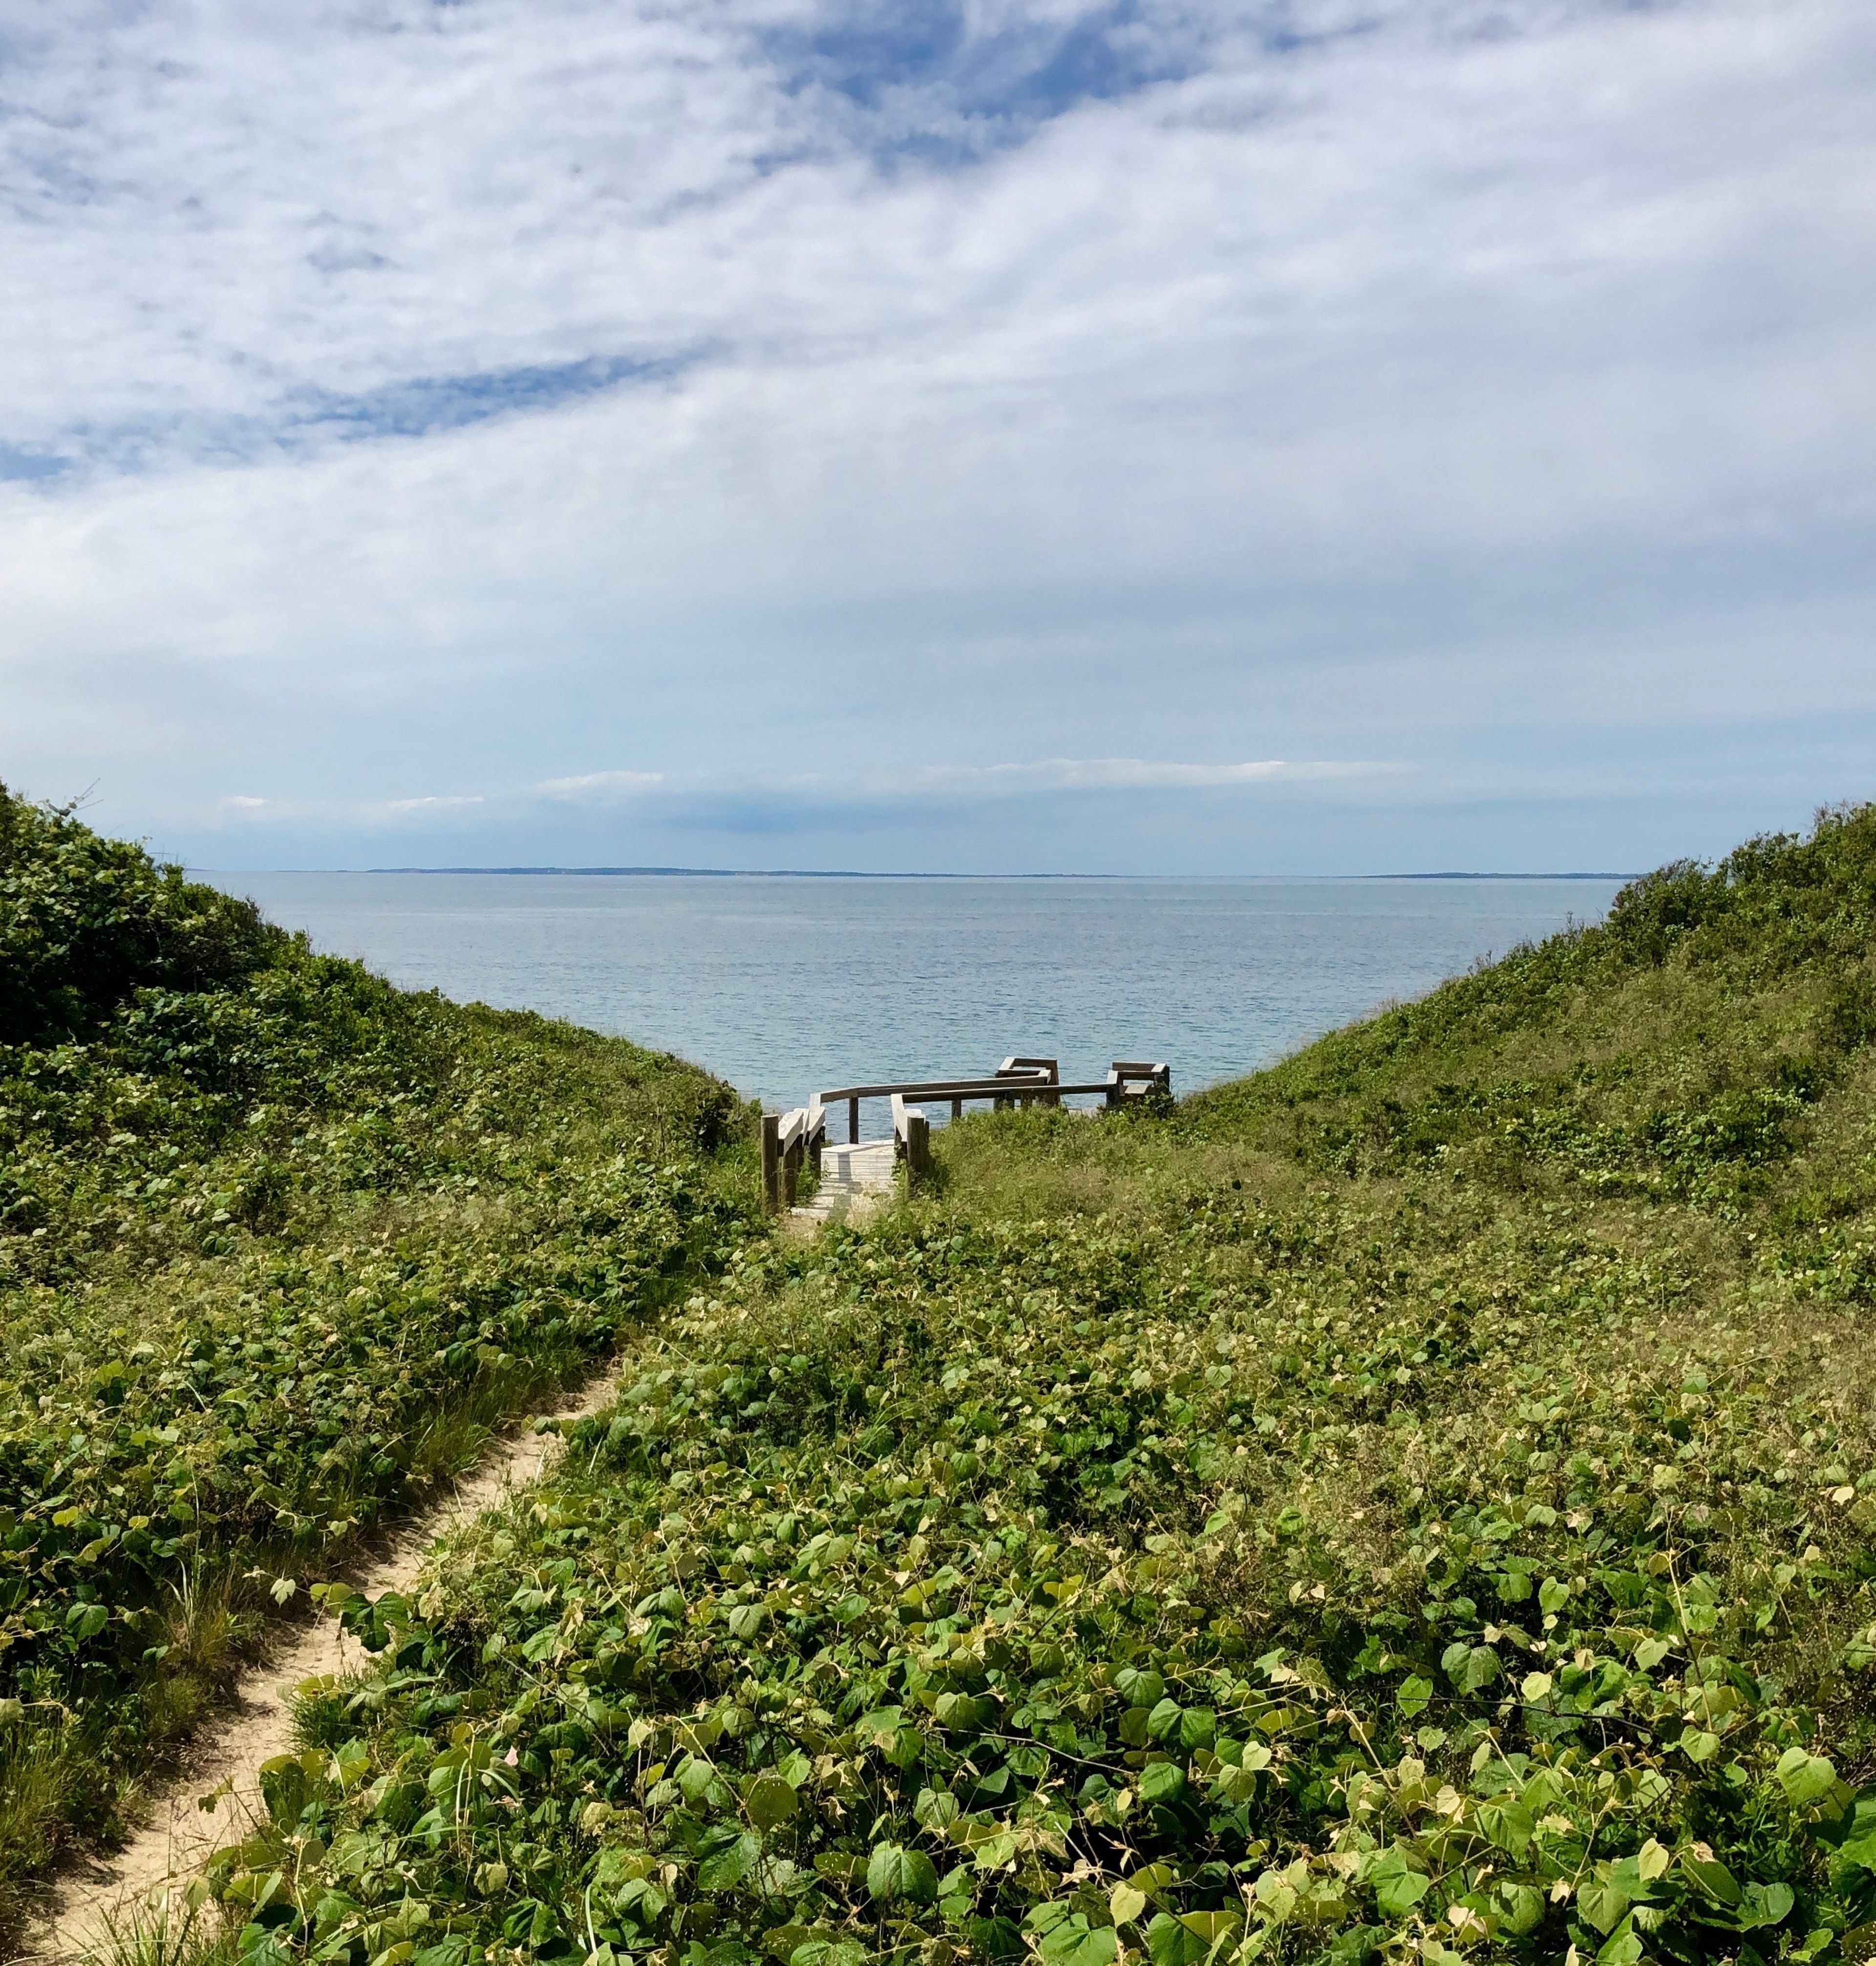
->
[0,786,282,1044]
[0,788,754,1929]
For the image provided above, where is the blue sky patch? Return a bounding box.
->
[770,0,1202,150]
[0,445,69,484]
[287,351,703,445]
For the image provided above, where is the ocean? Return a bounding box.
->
[201,871,1626,1130]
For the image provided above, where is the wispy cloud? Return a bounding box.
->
[224,760,1384,823]
[537,770,667,799]
[883,758,1393,795]
[2,0,1873,872]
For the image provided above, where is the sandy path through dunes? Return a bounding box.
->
[30,1367,627,1963]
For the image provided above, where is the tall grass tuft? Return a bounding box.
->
[79,1887,233,1966]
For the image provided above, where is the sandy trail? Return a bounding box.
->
[29,1368,628,1964]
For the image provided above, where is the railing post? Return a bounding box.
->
[951,1097,961,1121]
[784,1137,801,1207]
[849,1096,860,1145]
[905,1111,930,1191]
[761,1112,780,1212]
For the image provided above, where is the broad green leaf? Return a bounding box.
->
[974,1832,1019,1873]
[914,1788,959,1831]
[1138,1761,1186,1805]
[1497,1883,1543,1936]
[1109,1885,1147,1926]
[1146,1697,1183,1741]
[1367,1850,1430,1920]
[1680,1854,1740,1906]
[866,1844,938,1905]
[966,1918,1025,1962]
[1738,1882,1795,1931]
[1838,1827,1876,1872]
[1577,1877,1630,1936]
[614,1879,665,1924]
[1144,1913,1207,1966]
[1477,1798,1533,1860]
[1595,1923,1642,1966]
[746,1774,799,1832]
[698,1831,760,1892]
[883,1726,923,1770]
[1211,1763,1261,1803]
[1116,1669,1167,1708]
[791,1942,867,1966]
[65,1601,108,1640]
[1042,1924,1117,1966]
[1461,1645,1500,1691]
[1397,1675,1434,1719]
[1778,1747,1837,1807]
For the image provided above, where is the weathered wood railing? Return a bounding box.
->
[759,1097,825,1212]
[762,1056,1170,1211]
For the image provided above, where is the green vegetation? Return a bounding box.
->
[204,806,1876,1966]
[0,787,753,1929]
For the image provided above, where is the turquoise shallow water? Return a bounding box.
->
[203,872,1625,1130]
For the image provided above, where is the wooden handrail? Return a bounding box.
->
[999,1056,1060,1083]
[818,1071,1054,1102]
[826,1076,1128,1103]
[893,1094,932,1192]
[767,1058,1171,1211]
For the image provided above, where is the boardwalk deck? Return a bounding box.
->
[764,1057,1169,1218]
[790,1138,897,1225]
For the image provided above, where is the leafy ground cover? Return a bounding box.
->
[209,805,1876,1966]
[0,787,755,1930]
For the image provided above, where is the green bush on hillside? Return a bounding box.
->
[0,784,752,1927]
[0,790,282,1045]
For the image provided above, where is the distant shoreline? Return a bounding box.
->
[195,865,1638,881]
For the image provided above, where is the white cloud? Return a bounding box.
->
[537,770,667,799]
[872,758,1393,795]
[0,0,1872,870]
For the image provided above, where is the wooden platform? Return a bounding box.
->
[790,1139,897,1225]
[765,1057,1170,1219]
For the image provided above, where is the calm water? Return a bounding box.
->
[202,873,1624,1129]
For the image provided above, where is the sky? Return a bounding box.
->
[1,0,1872,874]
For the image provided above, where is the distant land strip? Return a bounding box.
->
[347,866,1638,880]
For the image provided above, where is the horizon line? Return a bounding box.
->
[191,864,1640,881]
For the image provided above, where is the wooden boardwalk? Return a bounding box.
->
[764,1056,1170,1219]
[789,1138,897,1224]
